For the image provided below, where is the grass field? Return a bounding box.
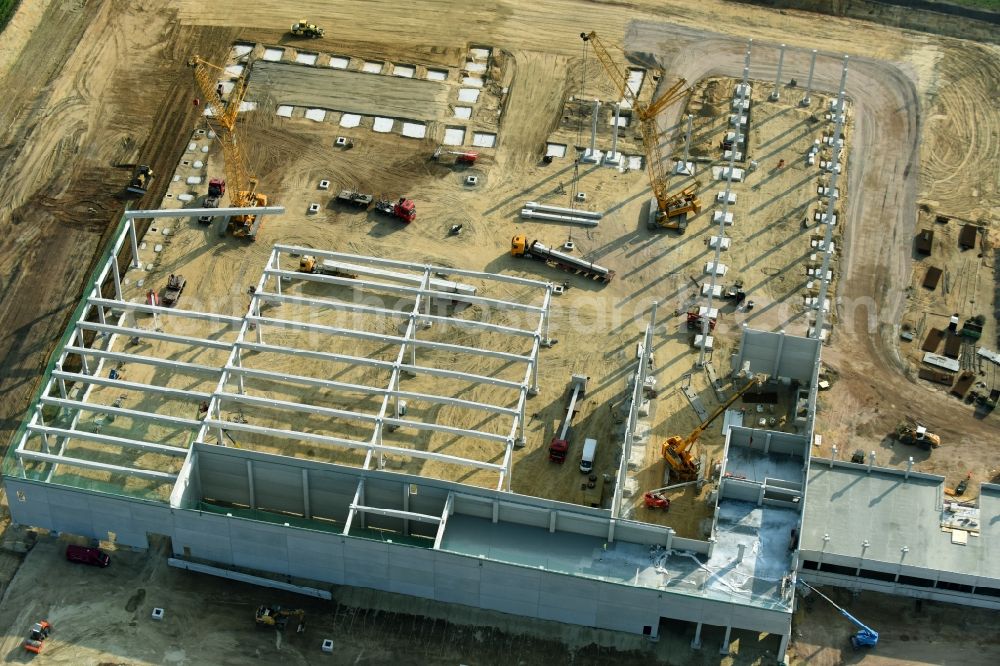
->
[0,0,20,33]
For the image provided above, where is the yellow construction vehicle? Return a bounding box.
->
[255,605,306,632]
[661,374,766,483]
[582,31,700,232]
[895,423,941,449]
[290,19,325,38]
[189,55,268,240]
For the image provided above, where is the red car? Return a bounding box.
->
[66,544,110,567]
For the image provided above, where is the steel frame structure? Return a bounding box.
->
[10,219,550,499]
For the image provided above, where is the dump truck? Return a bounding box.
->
[511,235,614,283]
[199,178,226,224]
[126,165,154,196]
[336,189,374,208]
[549,375,588,463]
[374,196,416,223]
[162,274,186,307]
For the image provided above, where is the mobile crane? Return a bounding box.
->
[189,55,268,240]
[582,31,700,231]
[661,373,766,483]
[799,581,878,648]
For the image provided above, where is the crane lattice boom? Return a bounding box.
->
[189,55,259,210]
[582,31,689,214]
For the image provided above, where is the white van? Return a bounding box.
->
[580,437,598,474]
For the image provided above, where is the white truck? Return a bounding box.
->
[579,438,598,474]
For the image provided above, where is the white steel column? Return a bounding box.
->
[699,45,751,367]
[801,49,818,107]
[811,55,849,340]
[770,44,785,101]
[128,219,141,269]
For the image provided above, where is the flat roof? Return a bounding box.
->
[801,462,1000,584]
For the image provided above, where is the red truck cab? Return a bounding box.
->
[66,544,110,567]
[548,438,568,463]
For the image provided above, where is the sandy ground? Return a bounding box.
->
[0,0,998,663]
[249,60,454,122]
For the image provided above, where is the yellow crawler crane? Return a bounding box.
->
[189,55,267,239]
[582,31,699,231]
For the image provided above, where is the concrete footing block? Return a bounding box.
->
[321,639,334,653]
[151,607,164,620]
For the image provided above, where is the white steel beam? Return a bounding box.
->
[76,321,233,350]
[382,417,509,443]
[202,419,505,471]
[27,424,189,457]
[348,503,441,525]
[274,244,549,290]
[64,346,221,376]
[39,397,202,429]
[255,290,538,338]
[267,268,545,314]
[89,297,243,324]
[125,205,286,219]
[52,371,211,401]
[18,450,178,481]
[217,392,507,443]
[250,315,531,364]
[434,492,454,549]
[226,366,518,416]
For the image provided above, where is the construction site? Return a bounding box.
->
[0,1,998,664]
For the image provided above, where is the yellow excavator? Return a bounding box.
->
[661,373,766,483]
[255,605,305,632]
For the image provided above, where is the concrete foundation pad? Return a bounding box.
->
[262,48,284,62]
[472,132,496,148]
[580,149,603,164]
[443,127,466,146]
[401,122,426,138]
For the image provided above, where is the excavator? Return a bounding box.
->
[255,605,306,632]
[583,31,701,232]
[189,55,268,240]
[661,373,766,483]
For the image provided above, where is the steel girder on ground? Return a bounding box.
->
[11,219,551,498]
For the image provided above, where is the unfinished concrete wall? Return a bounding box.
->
[4,474,790,640]
[735,329,820,384]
